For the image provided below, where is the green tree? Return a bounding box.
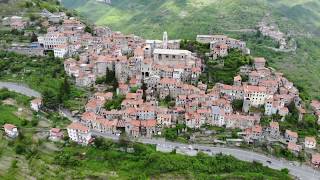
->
[84,25,93,34]
[31,117,39,127]
[58,76,71,103]
[30,32,38,42]
[94,137,114,150]
[163,128,178,140]
[232,99,243,111]
[141,82,147,101]
[105,68,117,85]
[15,144,26,154]
[104,95,124,110]
[43,89,58,110]
[281,168,289,174]
[119,132,130,151]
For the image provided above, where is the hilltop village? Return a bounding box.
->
[1,10,320,168]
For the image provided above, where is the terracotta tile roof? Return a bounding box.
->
[249,71,260,77]
[159,78,177,85]
[222,84,243,91]
[130,120,141,127]
[102,109,121,115]
[298,107,306,114]
[118,83,129,90]
[252,125,262,133]
[126,93,138,100]
[197,108,210,114]
[254,57,266,63]
[216,44,228,49]
[129,78,139,85]
[177,95,187,100]
[124,108,137,114]
[286,130,298,138]
[287,142,300,151]
[311,100,320,110]
[225,114,260,122]
[4,124,16,130]
[312,153,320,164]
[31,98,42,104]
[191,67,201,72]
[100,119,117,127]
[260,80,278,86]
[67,122,89,132]
[188,94,200,99]
[174,107,185,112]
[270,121,279,129]
[81,112,96,121]
[134,47,144,56]
[138,104,156,112]
[86,99,103,109]
[234,75,242,81]
[279,107,289,114]
[141,119,157,127]
[96,55,116,62]
[244,85,267,93]
[305,136,316,143]
[51,128,61,133]
[94,92,113,100]
[157,114,171,119]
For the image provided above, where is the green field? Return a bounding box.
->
[62,0,320,100]
[0,89,33,126]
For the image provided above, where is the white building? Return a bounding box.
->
[145,32,180,51]
[153,49,193,66]
[196,35,228,44]
[53,44,68,58]
[244,85,267,106]
[30,98,42,112]
[49,128,64,141]
[4,124,19,138]
[67,122,92,145]
[305,137,317,149]
[38,32,68,50]
[211,106,225,127]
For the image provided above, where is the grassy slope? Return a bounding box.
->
[0,51,87,111]
[0,137,292,179]
[0,0,62,16]
[62,0,269,38]
[62,0,320,100]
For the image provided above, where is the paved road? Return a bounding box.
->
[0,81,41,98]
[1,81,319,179]
[92,131,320,180]
[59,108,79,122]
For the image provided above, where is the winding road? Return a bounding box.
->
[0,81,41,98]
[1,81,319,180]
[92,131,320,180]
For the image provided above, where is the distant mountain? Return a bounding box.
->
[61,0,320,38]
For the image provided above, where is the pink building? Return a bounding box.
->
[49,128,64,141]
